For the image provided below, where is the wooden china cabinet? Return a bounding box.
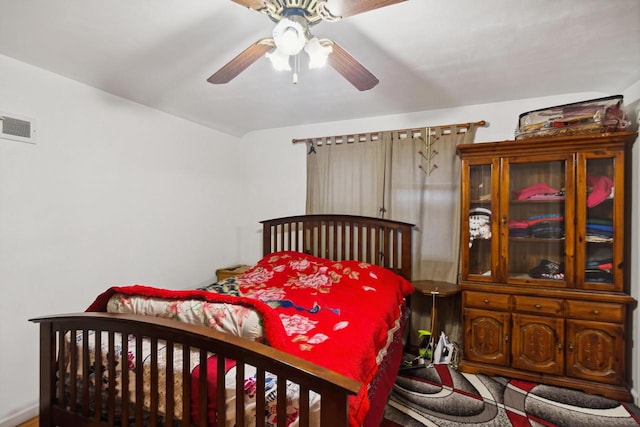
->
[456,131,637,401]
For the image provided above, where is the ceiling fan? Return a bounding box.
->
[207,0,407,91]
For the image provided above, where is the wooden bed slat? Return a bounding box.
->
[199,348,208,427]
[182,344,191,426]
[299,385,310,427]
[355,225,362,262]
[149,338,158,426]
[277,374,287,427]
[69,328,77,413]
[165,342,174,427]
[81,330,89,417]
[107,330,116,426]
[120,332,129,427]
[55,328,64,414]
[234,361,245,427]
[94,331,102,421]
[135,335,144,426]
[256,367,266,427]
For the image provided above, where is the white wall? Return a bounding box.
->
[2,49,638,424]
[0,55,245,424]
[239,90,640,404]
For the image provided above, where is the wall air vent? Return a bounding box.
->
[0,112,36,143]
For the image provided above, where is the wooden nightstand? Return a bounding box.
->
[216,264,250,281]
[411,280,460,344]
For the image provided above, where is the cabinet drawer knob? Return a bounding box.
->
[592,310,599,315]
[535,304,541,309]
[484,299,490,304]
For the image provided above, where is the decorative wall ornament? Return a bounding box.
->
[418,127,440,176]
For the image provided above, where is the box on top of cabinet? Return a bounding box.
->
[515,95,630,140]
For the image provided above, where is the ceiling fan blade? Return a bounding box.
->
[327,42,379,91]
[323,0,407,18]
[229,0,269,10]
[207,39,274,84]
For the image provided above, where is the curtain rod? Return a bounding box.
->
[291,120,487,144]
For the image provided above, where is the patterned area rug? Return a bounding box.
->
[383,363,640,426]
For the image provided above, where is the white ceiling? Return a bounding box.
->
[1,0,639,136]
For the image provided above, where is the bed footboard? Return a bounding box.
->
[31,313,361,427]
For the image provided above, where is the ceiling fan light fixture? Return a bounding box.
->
[272,16,308,56]
[265,47,292,71]
[210,0,385,89]
[305,37,332,69]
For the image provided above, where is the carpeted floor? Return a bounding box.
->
[383,362,640,426]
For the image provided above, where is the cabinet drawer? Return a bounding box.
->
[566,300,625,322]
[513,295,564,316]
[464,291,510,311]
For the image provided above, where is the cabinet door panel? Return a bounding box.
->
[461,159,500,282]
[501,156,574,287]
[512,314,564,375]
[575,153,625,292]
[566,320,624,385]
[463,308,510,366]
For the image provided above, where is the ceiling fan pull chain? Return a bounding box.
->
[293,54,299,84]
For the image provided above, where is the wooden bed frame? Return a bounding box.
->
[31,214,414,427]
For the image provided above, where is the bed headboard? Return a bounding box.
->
[261,214,413,281]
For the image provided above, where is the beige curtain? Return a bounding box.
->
[386,126,478,344]
[388,126,477,282]
[305,124,479,345]
[306,133,391,216]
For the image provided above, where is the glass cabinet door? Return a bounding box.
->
[463,160,498,281]
[501,156,573,286]
[576,153,623,292]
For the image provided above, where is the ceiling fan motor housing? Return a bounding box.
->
[266,0,328,24]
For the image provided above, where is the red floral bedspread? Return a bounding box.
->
[235,252,413,425]
[87,251,414,426]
